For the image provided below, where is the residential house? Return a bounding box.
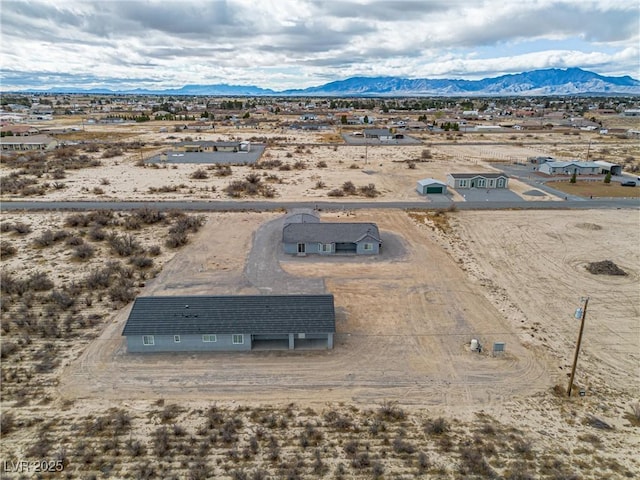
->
[122,295,336,352]
[0,134,58,151]
[447,173,509,189]
[283,221,381,255]
[538,161,601,176]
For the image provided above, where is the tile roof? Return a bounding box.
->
[122,295,335,336]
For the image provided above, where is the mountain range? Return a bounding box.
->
[21,68,640,97]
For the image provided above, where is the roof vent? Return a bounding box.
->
[185,305,189,309]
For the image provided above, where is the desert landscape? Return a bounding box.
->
[1,112,639,478]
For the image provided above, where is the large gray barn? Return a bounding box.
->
[122,295,336,352]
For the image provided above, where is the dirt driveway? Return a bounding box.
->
[58,209,551,407]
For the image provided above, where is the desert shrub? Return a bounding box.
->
[425,417,449,435]
[255,159,283,169]
[50,290,75,309]
[0,271,27,296]
[100,177,111,185]
[245,173,262,184]
[316,160,328,168]
[215,165,233,176]
[0,241,17,258]
[285,152,293,158]
[279,163,292,171]
[88,227,107,241]
[108,281,136,304]
[28,271,54,291]
[293,160,306,170]
[85,267,114,289]
[225,180,248,198]
[169,215,204,234]
[92,186,105,195]
[458,446,496,478]
[315,181,326,189]
[11,222,32,235]
[342,181,357,195]
[148,245,161,256]
[165,232,188,248]
[73,243,95,260]
[359,183,379,197]
[50,168,66,179]
[421,149,432,159]
[65,213,91,228]
[351,452,371,469]
[378,401,405,421]
[87,210,114,226]
[102,147,123,158]
[33,229,68,247]
[108,233,142,257]
[327,188,345,197]
[191,168,209,179]
[417,451,430,473]
[133,207,166,225]
[130,256,153,269]
[0,342,18,360]
[0,223,13,233]
[65,235,84,246]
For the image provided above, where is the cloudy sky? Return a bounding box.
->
[1,0,638,91]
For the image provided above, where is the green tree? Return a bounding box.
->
[570,171,577,184]
[604,171,611,184]
[340,115,347,125]
[363,115,369,124]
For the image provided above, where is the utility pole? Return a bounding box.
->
[567,297,589,397]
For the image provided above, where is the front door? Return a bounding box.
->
[297,243,306,253]
[470,180,476,188]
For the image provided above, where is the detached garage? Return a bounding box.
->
[416,178,448,195]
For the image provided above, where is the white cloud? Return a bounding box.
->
[0,0,638,90]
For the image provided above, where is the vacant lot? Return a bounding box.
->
[550,180,640,197]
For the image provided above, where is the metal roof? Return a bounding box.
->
[283,222,380,244]
[122,295,335,336]
[417,178,446,186]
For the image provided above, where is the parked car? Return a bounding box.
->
[620,181,636,187]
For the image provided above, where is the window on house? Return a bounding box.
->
[363,243,373,251]
[297,243,306,253]
[232,334,244,344]
[489,179,495,187]
[497,178,505,188]
[478,178,486,187]
[174,335,181,343]
[459,180,467,187]
[142,335,154,346]
[202,334,217,343]
[319,243,332,253]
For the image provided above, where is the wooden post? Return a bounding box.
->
[567,297,589,397]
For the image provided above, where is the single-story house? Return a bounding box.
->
[364,128,394,141]
[538,161,601,176]
[416,178,448,195]
[0,134,58,151]
[122,294,336,352]
[179,140,251,153]
[594,160,622,175]
[283,222,381,255]
[446,173,509,189]
[0,125,40,136]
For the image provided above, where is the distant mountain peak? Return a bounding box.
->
[11,68,640,96]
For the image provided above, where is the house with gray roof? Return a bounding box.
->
[283,222,381,255]
[122,294,336,352]
[538,161,602,176]
[447,173,509,189]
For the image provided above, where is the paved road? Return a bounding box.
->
[1,198,639,212]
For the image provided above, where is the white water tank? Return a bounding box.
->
[470,339,479,351]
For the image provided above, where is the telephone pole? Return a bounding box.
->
[567,297,589,397]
